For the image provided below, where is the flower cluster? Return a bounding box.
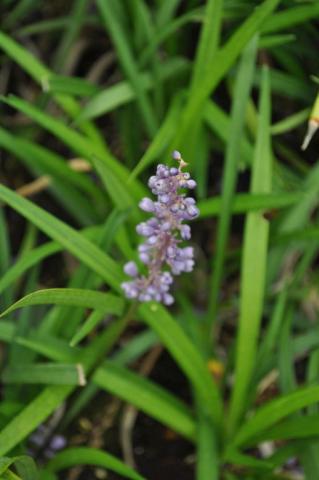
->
[121,150,199,305]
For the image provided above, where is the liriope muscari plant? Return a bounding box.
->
[121,151,199,305]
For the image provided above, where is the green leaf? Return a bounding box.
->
[0,242,59,296]
[44,74,100,97]
[2,363,86,386]
[0,95,145,203]
[91,155,136,212]
[175,0,280,149]
[130,95,183,180]
[198,192,302,218]
[97,0,158,137]
[93,361,195,441]
[0,208,12,308]
[47,447,145,480]
[0,323,128,455]
[227,66,272,434]
[0,126,104,210]
[0,289,124,319]
[233,385,319,447]
[262,3,319,33]
[196,400,219,480]
[0,456,38,480]
[190,0,222,90]
[0,29,106,146]
[0,185,123,290]
[77,57,188,122]
[139,303,223,427]
[70,310,105,347]
[0,386,73,456]
[246,414,319,445]
[207,35,258,327]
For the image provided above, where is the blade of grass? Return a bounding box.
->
[77,57,188,122]
[46,447,145,480]
[174,0,280,152]
[262,3,319,33]
[0,208,12,309]
[190,0,222,91]
[139,302,223,428]
[207,35,258,331]
[45,75,100,97]
[0,30,106,148]
[255,287,288,380]
[227,66,272,435]
[0,456,38,480]
[69,310,105,347]
[0,184,123,290]
[0,95,146,203]
[0,289,124,319]
[0,308,133,455]
[52,0,89,72]
[96,0,158,137]
[196,397,219,480]
[94,360,195,441]
[0,127,105,220]
[244,414,319,445]
[232,385,319,447]
[2,364,85,386]
[204,100,253,166]
[278,307,297,394]
[139,9,203,68]
[198,192,303,218]
[129,94,183,180]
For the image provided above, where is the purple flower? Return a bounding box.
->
[121,151,199,306]
[124,261,138,277]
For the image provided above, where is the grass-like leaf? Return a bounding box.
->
[0,185,123,290]
[2,363,86,386]
[94,360,196,441]
[198,192,303,218]
[175,0,280,149]
[97,0,158,137]
[0,288,124,319]
[47,447,145,480]
[139,303,223,428]
[207,35,258,328]
[227,66,272,434]
[233,385,319,447]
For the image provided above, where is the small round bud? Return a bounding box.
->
[139,197,154,212]
[124,261,138,277]
[163,293,174,305]
[139,252,150,264]
[121,282,138,298]
[172,150,181,160]
[136,223,153,236]
[180,224,191,240]
[187,179,197,189]
[187,205,199,218]
[147,235,158,245]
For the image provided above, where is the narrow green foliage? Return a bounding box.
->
[233,385,319,447]
[2,364,86,386]
[0,289,124,319]
[0,185,123,290]
[174,0,280,150]
[94,361,196,440]
[47,447,145,480]
[207,36,258,329]
[228,67,272,434]
[97,0,158,137]
[139,303,223,428]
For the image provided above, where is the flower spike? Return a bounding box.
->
[121,151,199,305]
